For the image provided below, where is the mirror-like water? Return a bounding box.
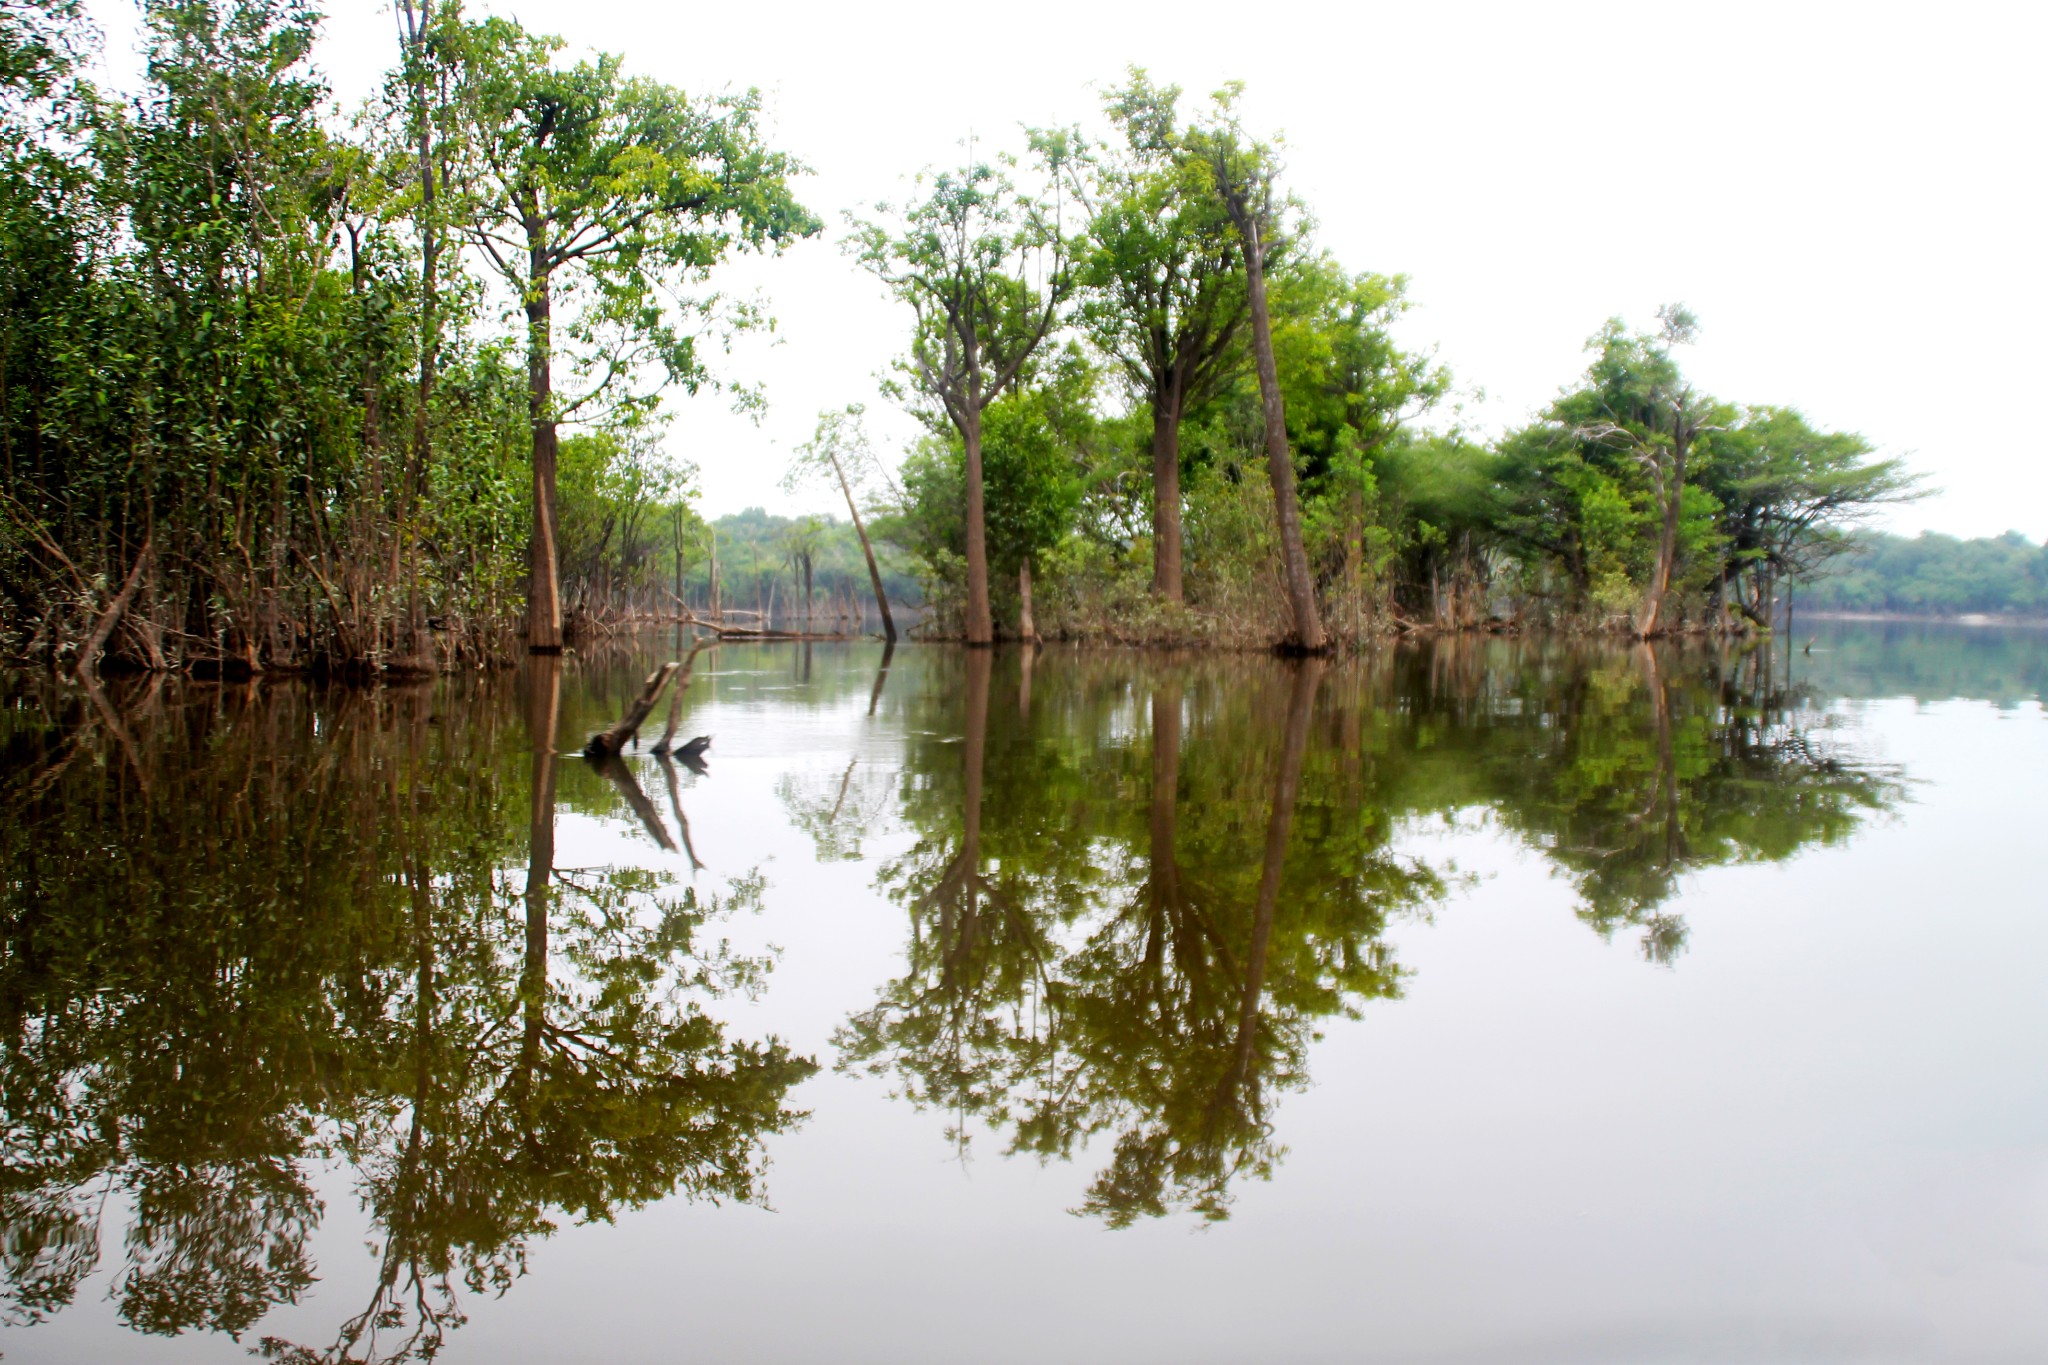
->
[3,623,2044,1363]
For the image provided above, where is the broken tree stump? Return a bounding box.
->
[584,660,682,760]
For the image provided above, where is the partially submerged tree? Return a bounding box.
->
[850,138,1077,645]
[454,18,817,650]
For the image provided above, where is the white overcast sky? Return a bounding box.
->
[85,0,2047,537]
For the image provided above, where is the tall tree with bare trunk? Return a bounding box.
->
[1192,100,1326,652]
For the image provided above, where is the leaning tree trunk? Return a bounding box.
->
[1150,389,1185,602]
[1233,210,1326,653]
[832,451,896,642]
[524,227,563,654]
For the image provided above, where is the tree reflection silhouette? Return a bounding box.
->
[0,670,813,1362]
[841,653,1437,1225]
[840,642,1904,1223]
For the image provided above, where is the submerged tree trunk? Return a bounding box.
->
[868,640,895,717]
[1231,210,1325,653]
[1149,682,1183,913]
[584,659,682,759]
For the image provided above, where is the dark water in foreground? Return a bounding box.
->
[2,622,2044,1363]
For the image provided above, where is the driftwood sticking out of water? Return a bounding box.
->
[584,661,681,759]
[650,642,708,756]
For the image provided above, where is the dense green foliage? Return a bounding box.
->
[867,77,1919,647]
[1802,531,2048,618]
[0,9,1998,667]
[0,0,796,673]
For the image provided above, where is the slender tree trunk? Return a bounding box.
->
[961,395,994,646]
[524,226,563,653]
[1233,212,1325,653]
[404,0,440,658]
[1150,389,1185,602]
[1018,558,1039,644]
[1635,432,1690,639]
[832,452,896,642]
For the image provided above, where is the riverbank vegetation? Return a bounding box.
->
[0,1,1958,672]
[0,0,805,674]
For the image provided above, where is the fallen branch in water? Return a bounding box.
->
[650,641,709,756]
[583,661,681,759]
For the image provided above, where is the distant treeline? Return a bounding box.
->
[1802,532,2048,619]
[688,508,922,630]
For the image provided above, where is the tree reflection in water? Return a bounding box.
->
[0,667,813,1362]
[0,637,1912,1351]
[840,640,1903,1226]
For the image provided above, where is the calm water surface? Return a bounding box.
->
[3,623,2045,1363]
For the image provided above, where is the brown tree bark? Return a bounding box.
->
[524,217,563,653]
[961,386,994,646]
[1635,418,1695,639]
[1150,392,1185,601]
[1227,205,1326,653]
